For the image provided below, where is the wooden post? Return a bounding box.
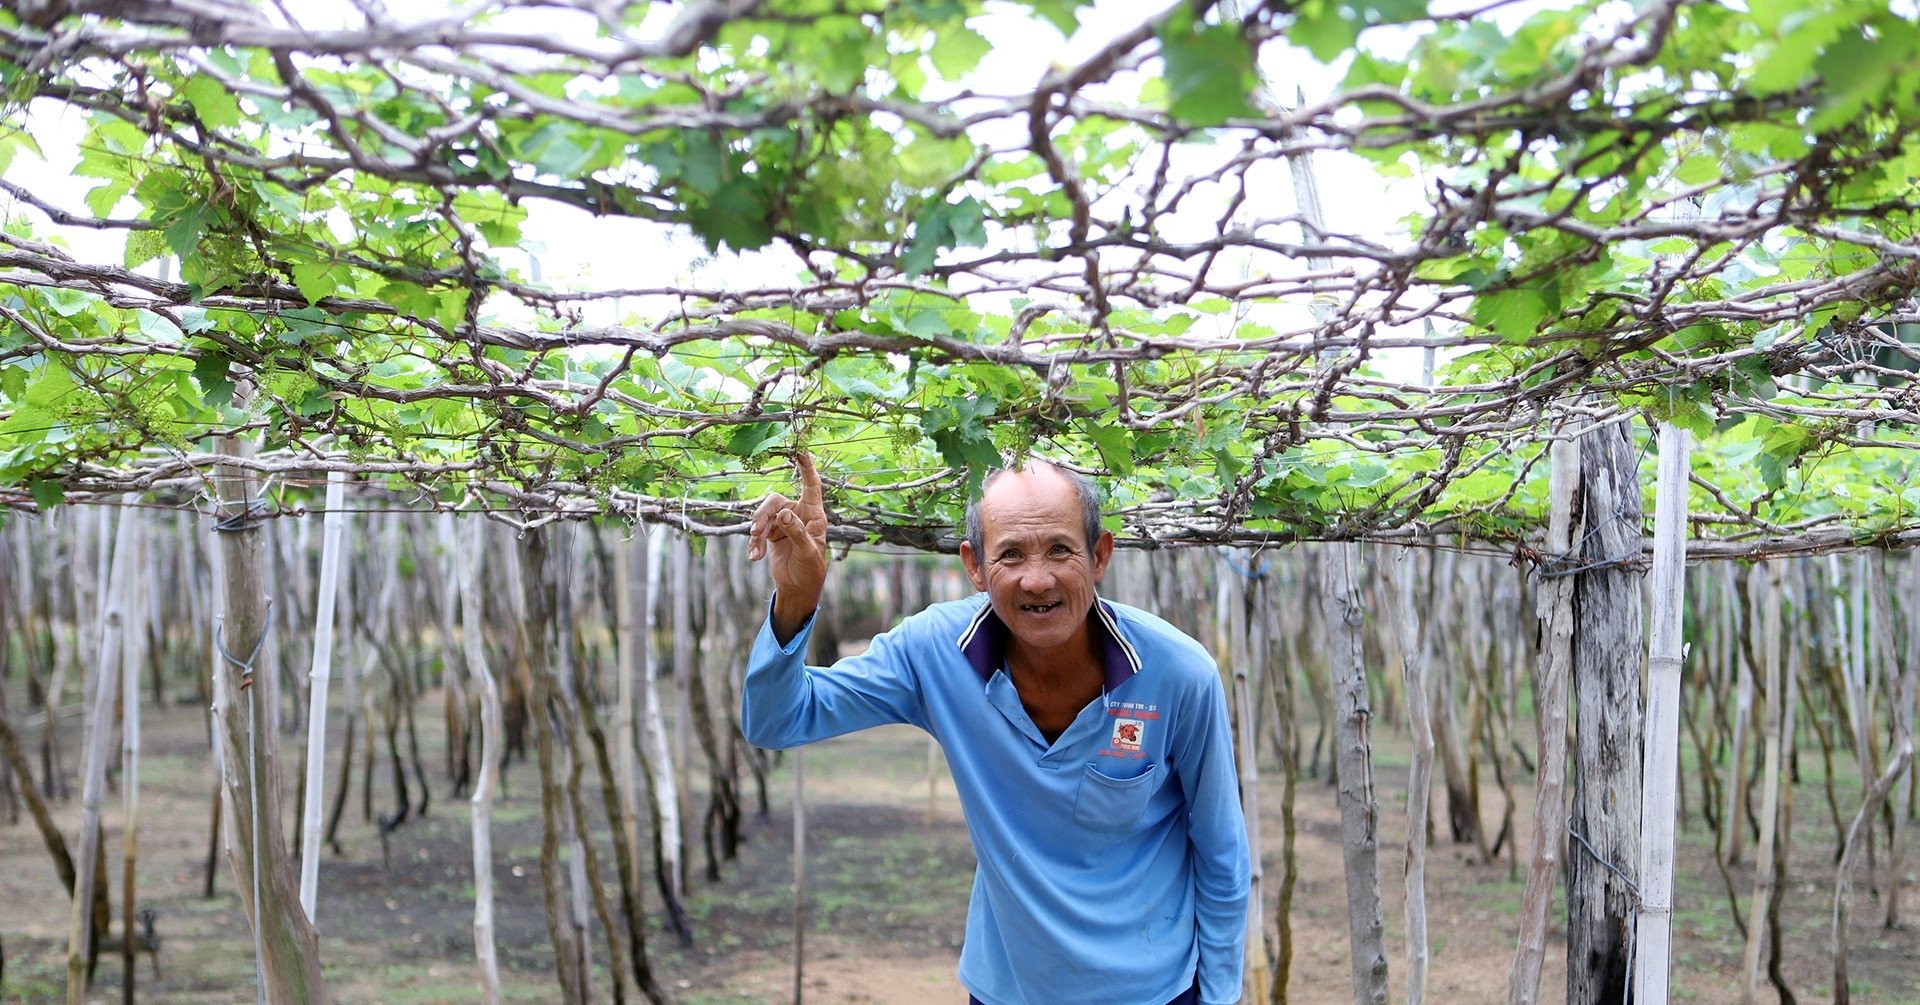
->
[1386,546,1434,1005]
[212,432,327,1003]
[1833,741,1913,1004]
[671,531,697,890]
[1909,555,1920,825]
[1633,422,1690,1004]
[461,515,504,1005]
[1319,543,1388,1005]
[119,504,149,1005]
[1230,548,1270,1002]
[1567,418,1644,1005]
[1509,431,1577,1005]
[615,525,646,911]
[1428,547,1484,852]
[515,529,588,1004]
[1739,562,1784,1004]
[1720,563,1751,867]
[792,747,807,1005]
[204,519,227,900]
[1868,549,1913,928]
[1265,554,1300,1005]
[551,534,596,992]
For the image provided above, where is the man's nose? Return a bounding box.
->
[1018,565,1055,592]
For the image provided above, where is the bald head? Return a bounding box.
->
[964,460,1102,559]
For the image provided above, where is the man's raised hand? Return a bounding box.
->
[748,451,829,643]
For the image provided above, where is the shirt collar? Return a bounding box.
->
[955,597,1142,694]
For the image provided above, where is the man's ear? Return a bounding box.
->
[960,541,988,591]
[1092,530,1114,583]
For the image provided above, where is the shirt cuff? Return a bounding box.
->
[766,592,819,655]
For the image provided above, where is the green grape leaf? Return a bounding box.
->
[179,75,243,129]
[1159,11,1260,127]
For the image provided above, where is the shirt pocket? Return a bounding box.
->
[1071,762,1159,835]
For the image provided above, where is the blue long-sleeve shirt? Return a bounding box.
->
[744,593,1250,1005]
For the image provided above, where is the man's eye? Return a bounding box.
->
[1049,545,1072,557]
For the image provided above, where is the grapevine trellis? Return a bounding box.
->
[0,0,1915,556]
[3,2,1920,1005]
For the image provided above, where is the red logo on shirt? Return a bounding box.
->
[1111,718,1144,751]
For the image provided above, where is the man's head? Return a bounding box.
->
[959,460,1114,657]
[965,459,1102,558]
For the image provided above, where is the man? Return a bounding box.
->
[743,452,1249,1005]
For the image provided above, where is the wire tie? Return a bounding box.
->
[213,496,273,534]
[213,599,276,680]
[1566,814,1641,901]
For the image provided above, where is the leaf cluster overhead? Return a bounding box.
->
[0,0,1916,557]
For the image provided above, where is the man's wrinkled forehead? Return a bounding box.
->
[976,467,1081,534]
[980,458,1070,499]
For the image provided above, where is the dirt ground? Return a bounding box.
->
[2,690,1917,1004]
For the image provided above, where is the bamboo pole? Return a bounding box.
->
[1509,432,1577,1005]
[1633,423,1690,1004]
[66,502,132,1005]
[297,470,349,919]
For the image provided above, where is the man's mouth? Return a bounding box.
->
[1019,601,1061,614]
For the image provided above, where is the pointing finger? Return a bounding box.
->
[795,451,822,510]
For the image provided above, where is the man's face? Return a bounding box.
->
[960,467,1113,656]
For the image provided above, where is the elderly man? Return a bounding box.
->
[743,453,1249,1005]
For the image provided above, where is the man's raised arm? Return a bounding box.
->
[745,451,830,645]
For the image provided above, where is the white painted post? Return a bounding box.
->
[65,503,134,1005]
[642,526,684,901]
[298,469,349,919]
[1633,423,1690,1004]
